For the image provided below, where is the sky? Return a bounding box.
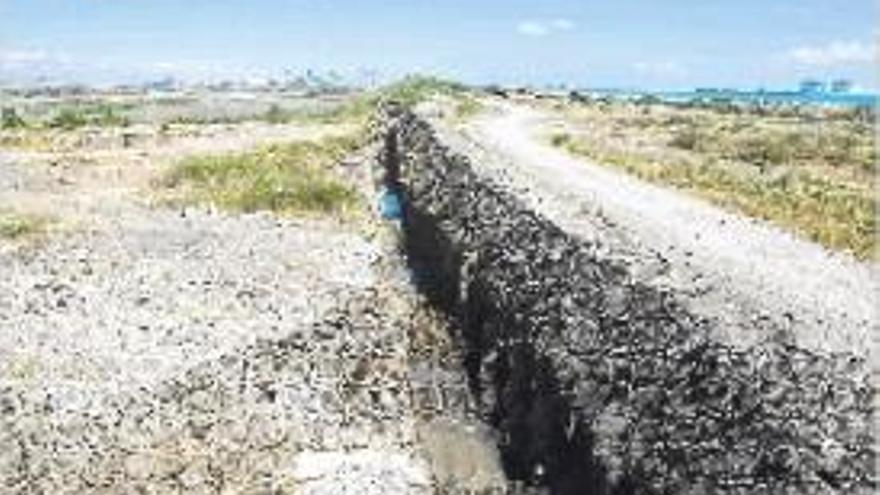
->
[0,0,877,90]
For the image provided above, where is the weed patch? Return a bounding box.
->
[0,212,50,240]
[162,133,363,217]
[47,104,130,130]
[1,108,27,129]
[379,76,483,118]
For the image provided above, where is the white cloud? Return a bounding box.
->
[146,59,276,83]
[550,19,575,31]
[788,40,875,66]
[517,21,550,37]
[0,48,49,64]
[152,61,180,72]
[0,46,275,86]
[516,18,575,37]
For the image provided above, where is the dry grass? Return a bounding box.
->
[452,94,484,120]
[161,133,364,217]
[380,75,484,118]
[547,100,877,259]
[0,211,51,240]
[0,131,53,151]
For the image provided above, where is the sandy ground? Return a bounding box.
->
[0,122,356,230]
[448,102,876,360]
[5,100,872,492]
[0,124,506,494]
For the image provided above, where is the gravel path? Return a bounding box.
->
[449,103,877,359]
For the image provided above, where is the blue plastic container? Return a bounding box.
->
[379,188,403,220]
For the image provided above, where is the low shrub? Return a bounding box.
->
[1,108,27,129]
[49,108,89,130]
[0,212,50,240]
[669,125,700,150]
[47,104,130,129]
[732,133,790,165]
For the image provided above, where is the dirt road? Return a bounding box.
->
[454,103,876,358]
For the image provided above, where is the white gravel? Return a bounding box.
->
[0,132,508,493]
[0,205,376,396]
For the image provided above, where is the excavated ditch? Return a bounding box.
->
[1,105,873,494]
[377,104,875,495]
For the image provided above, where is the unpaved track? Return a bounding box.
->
[453,103,876,359]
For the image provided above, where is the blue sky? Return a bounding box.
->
[0,0,876,89]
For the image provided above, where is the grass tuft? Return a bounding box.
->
[1,108,28,129]
[379,76,469,107]
[453,95,484,120]
[0,212,50,240]
[47,104,130,130]
[162,133,363,217]
[377,75,484,120]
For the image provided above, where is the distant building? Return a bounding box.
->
[830,79,853,93]
[146,77,178,92]
[799,79,825,93]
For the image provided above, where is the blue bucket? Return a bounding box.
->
[379,188,403,220]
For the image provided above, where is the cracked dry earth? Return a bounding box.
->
[0,127,506,494]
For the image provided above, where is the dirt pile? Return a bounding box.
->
[382,105,874,494]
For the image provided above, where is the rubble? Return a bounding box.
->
[381,106,875,494]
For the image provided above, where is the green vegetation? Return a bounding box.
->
[551,132,876,259]
[240,77,483,127]
[667,125,700,151]
[261,104,289,124]
[265,76,481,125]
[152,77,482,219]
[668,123,876,172]
[164,95,375,127]
[1,108,27,129]
[0,211,50,240]
[152,96,198,107]
[379,76,469,107]
[548,97,878,259]
[49,108,89,130]
[167,114,243,125]
[162,133,363,217]
[47,104,130,130]
[101,76,483,130]
[0,133,51,150]
[452,94,484,120]
[378,75,484,118]
[285,96,376,125]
